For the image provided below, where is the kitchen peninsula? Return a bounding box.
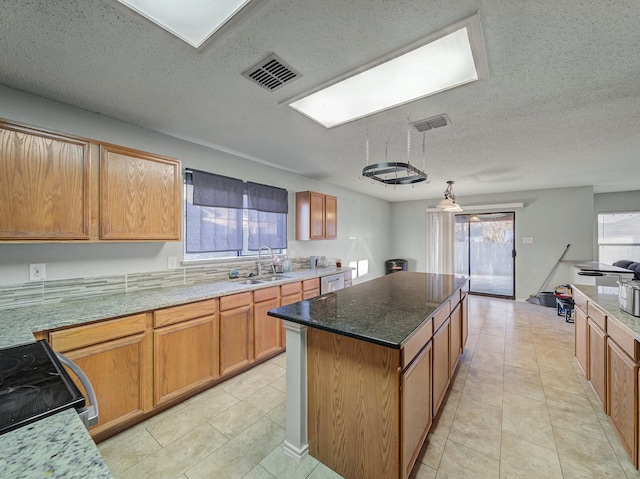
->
[268,272,469,479]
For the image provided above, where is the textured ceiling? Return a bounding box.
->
[1,0,639,202]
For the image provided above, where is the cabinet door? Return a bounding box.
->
[461,293,469,350]
[99,144,181,240]
[432,318,450,416]
[219,305,253,376]
[324,194,337,239]
[401,342,432,479]
[588,318,607,410]
[574,305,588,376]
[60,333,150,437]
[310,191,325,239]
[0,122,92,240]
[254,297,281,360]
[450,304,462,375]
[607,339,639,466]
[154,315,216,406]
[303,288,320,300]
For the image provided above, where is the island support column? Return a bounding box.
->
[282,320,309,461]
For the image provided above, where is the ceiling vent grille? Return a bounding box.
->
[411,114,451,133]
[242,53,301,91]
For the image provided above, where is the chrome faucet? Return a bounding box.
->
[256,246,273,276]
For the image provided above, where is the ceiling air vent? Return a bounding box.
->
[242,53,301,92]
[411,114,451,133]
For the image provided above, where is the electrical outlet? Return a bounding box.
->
[29,263,46,281]
[168,257,177,269]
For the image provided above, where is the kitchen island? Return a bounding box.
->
[268,272,469,479]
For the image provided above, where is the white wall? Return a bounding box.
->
[390,186,595,300]
[0,86,392,285]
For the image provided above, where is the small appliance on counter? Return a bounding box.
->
[619,280,640,317]
[0,340,99,435]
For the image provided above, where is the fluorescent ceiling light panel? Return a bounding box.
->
[289,15,488,128]
[117,0,251,48]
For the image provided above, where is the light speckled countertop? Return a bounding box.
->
[571,284,640,340]
[0,267,350,479]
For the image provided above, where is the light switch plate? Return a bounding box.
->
[168,257,177,269]
[523,237,534,244]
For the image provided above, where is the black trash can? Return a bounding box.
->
[385,259,408,275]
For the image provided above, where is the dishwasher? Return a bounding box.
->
[320,273,345,294]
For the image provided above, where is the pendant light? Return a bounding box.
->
[436,180,463,212]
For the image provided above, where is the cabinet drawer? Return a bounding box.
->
[220,292,252,311]
[281,282,302,297]
[607,319,640,361]
[154,299,217,328]
[433,301,451,332]
[303,278,320,291]
[254,286,278,303]
[402,318,433,369]
[49,313,147,352]
[588,302,607,331]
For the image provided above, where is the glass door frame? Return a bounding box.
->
[455,211,516,300]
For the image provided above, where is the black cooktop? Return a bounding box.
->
[0,340,85,435]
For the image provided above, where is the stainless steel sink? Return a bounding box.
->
[259,275,292,282]
[239,279,265,285]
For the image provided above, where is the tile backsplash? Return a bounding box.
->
[0,256,330,310]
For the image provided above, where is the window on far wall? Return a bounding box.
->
[184,170,288,261]
[597,212,640,265]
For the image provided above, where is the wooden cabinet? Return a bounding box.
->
[432,317,450,416]
[48,313,151,439]
[219,292,253,376]
[401,342,432,479]
[99,144,181,240]
[607,338,639,466]
[0,119,182,242]
[302,278,320,300]
[575,304,589,376]
[295,191,337,240]
[0,120,93,240]
[588,317,607,410]
[450,303,462,375]
[253,287,281,360]
[153,300,217,406]
[461,292,469,349]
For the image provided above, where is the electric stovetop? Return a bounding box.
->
[0,340,85,435]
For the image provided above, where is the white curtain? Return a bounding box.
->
[426,211,455,274]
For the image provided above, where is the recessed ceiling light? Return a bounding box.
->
[289,13,488,128]
[116,0,253,48]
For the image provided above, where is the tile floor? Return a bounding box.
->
[98,296,640,478]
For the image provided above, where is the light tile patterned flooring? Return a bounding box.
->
[99,296,640,478]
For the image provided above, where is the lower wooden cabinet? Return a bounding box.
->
[432,318,450,415]
[253,287,281,361]
[401,342,432,479]
[575,305,588,376]
[607,339,639,466]
[153,300,218,406]
[449,303,462,375]
[48,313,151,438]
[461,292,469,349]
[219,292,253,377]
[588,318,607,410]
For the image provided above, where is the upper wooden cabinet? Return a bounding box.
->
[0,121,92,240]
[0,119,182,242]
[100,144,181,241]
[295,191,337,240]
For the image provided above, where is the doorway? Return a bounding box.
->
[455,212,515,299]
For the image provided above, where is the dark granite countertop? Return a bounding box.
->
[268,272,467,349]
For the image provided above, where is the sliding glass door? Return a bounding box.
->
[455,212,515,299]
